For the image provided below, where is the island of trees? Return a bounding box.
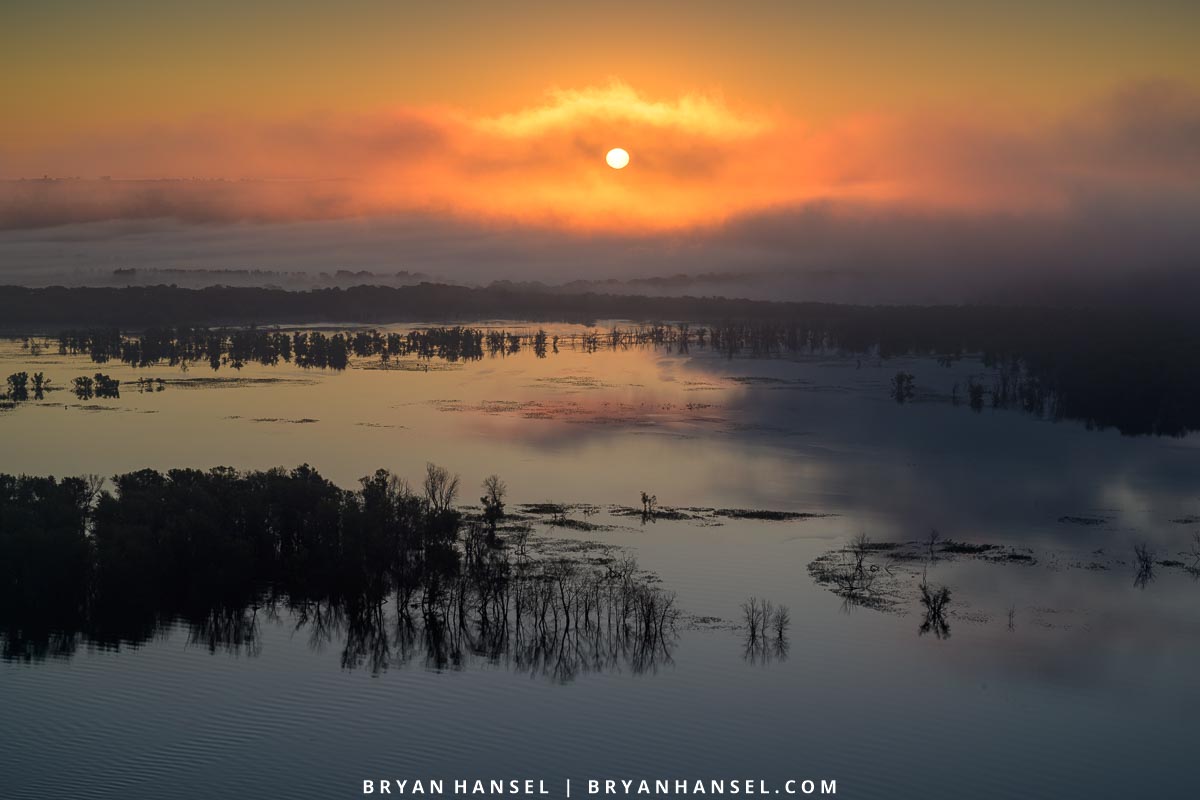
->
[0,464,678,679]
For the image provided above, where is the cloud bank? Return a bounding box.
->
[2,80,1199,303]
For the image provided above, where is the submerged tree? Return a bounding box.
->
[0,463,679,678]
[480,474,506,535]
[807,537,880,610]
[1133,541,1155,589]
[967,379,986,412]
[91,373,120,398]
[5,372,29,401]
[925,528,942,560]
[30,372,50,400]
[741,596,790,665]
[890,372,916,403]
[918,575,952,639]
[72,375,94,399]
[639,491,658,523]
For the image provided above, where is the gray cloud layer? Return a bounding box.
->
[2,191,1197,307]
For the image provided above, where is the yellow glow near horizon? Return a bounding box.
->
[7,77,1194,233]
[605,148,630,169]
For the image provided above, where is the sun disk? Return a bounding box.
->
[605,148,630,169]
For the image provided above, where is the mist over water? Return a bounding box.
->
[5,192,1200,306]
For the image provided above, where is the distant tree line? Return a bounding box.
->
[55,326,497,369]
[0,282,1185,339]
[2,283,1198,434]
[0,283,858,328]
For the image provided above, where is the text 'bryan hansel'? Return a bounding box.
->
[362,779,838,796]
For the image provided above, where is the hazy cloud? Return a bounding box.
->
[2,80,1199,303]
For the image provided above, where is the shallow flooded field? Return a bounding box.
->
[2,321,1199,799]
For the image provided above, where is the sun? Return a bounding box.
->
[605,147,630,169]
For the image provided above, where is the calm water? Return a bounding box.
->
[2,323,1199,799]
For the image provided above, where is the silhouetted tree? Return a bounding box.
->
[5,372,29,401]
[423,463,460,516]
[741,596,790,665]
[480,474,506,535]
[771,605,790,639]
[1133,541,1155,589]
[93,373,120,398]
[0,462,686,677]
[926,528,942,560]
[890,372,916,403]
[639,491,658,522]
[72,375,94,399]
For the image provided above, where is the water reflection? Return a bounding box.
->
[5,317,1200,797]
[19,312,1200,436]
[741,596,790,665]
[1133,542,1156,590]
[4,564,680,683]
[806,534,891,610]
[0,465,678,682]
[918,576,952,640]
[805,532,1200,643]
[187,601,267,657]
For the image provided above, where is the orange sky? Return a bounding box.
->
[2,1,1199,233]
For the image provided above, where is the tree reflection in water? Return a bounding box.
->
[741,596,790,666]
[0,465,678,682]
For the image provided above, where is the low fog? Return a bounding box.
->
[1,190,1197,307]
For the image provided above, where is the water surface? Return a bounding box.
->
[2,323,1198,799]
